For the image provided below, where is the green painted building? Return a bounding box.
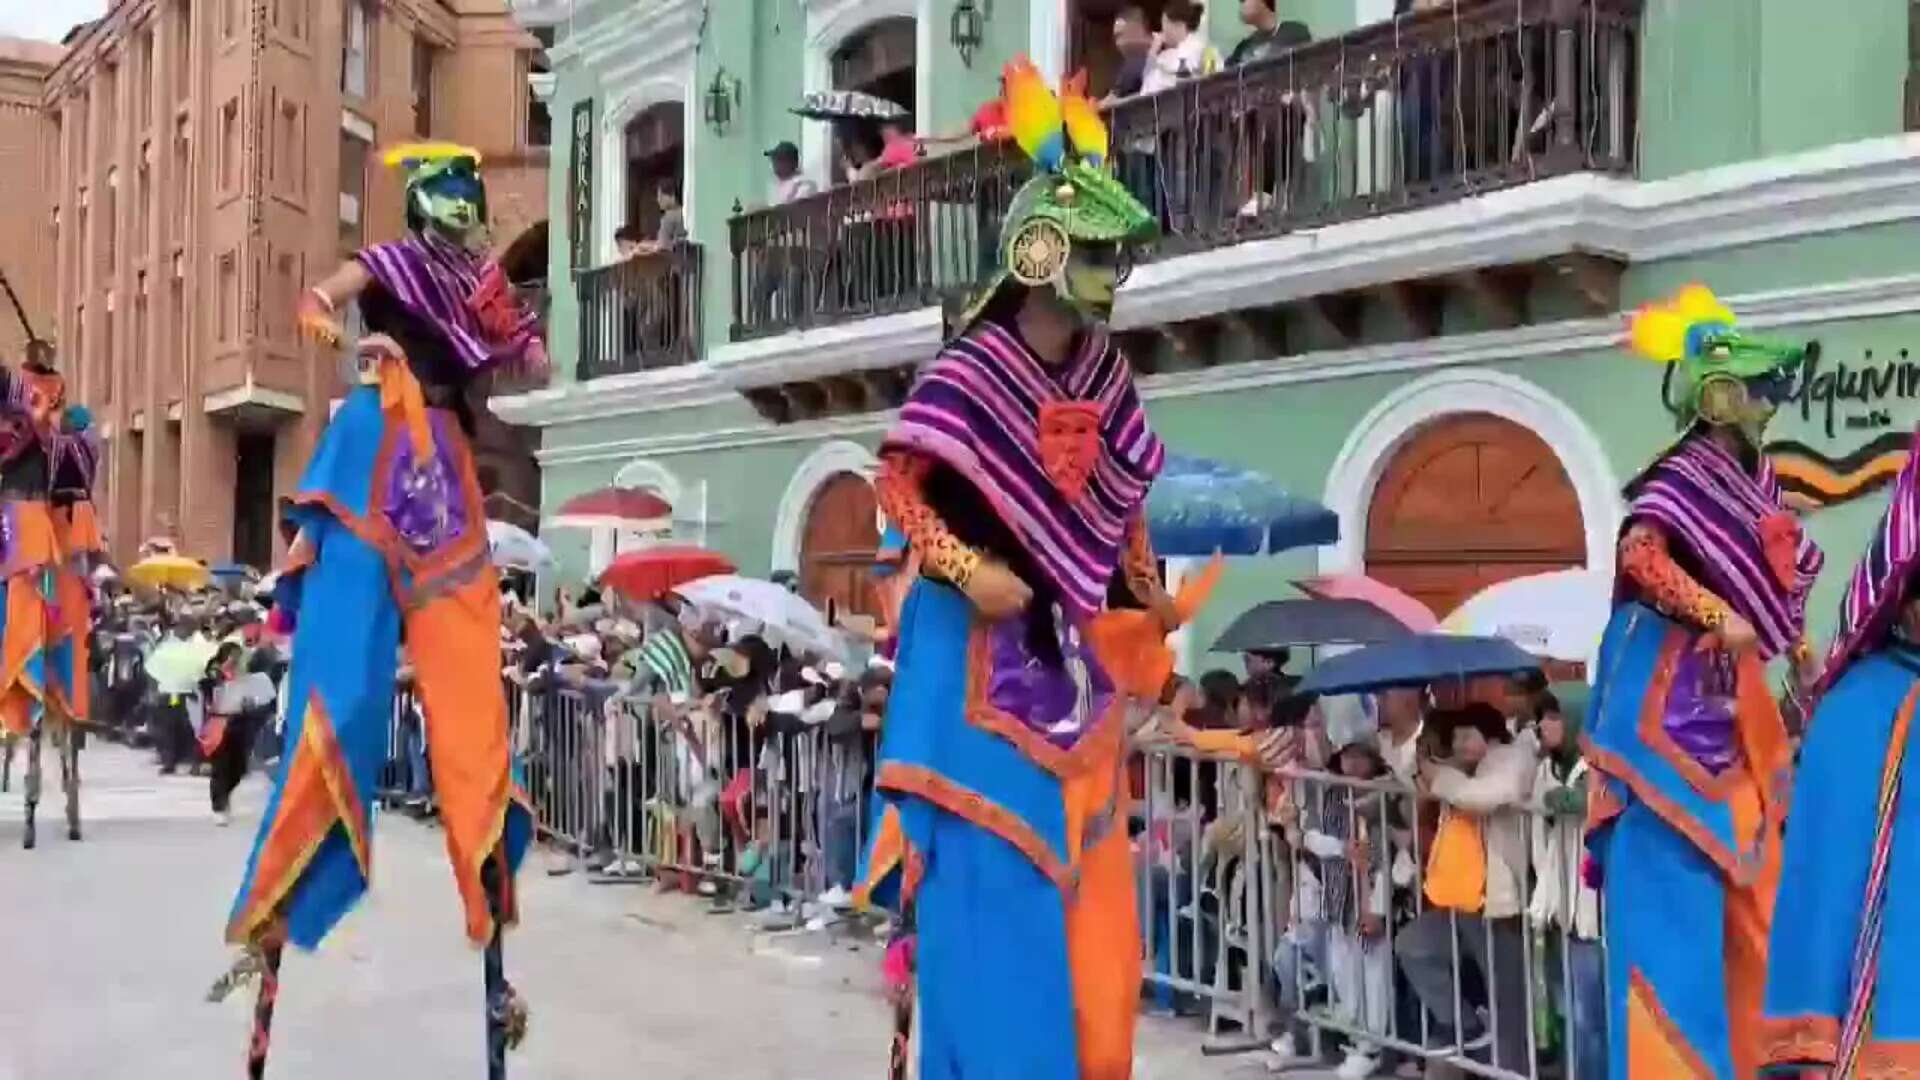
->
[497,0,1920,661]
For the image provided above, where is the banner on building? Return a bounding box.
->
[1767,340,1919,509]
[568,99,595,271]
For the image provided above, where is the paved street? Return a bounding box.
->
[0,743,1298,1079]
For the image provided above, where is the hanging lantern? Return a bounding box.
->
[704,68,740,134]
[950,0,986,68]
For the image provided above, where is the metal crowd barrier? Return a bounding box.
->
[1135,740,1607,1080]
[469,679,874,916]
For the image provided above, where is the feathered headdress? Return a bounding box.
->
[1627,284,1805,422]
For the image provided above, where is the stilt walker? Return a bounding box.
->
[216,143,542,1074]
[1763,427,1920,1073]
[0,269,81,851]
[852,60,1251,1079]
[46,395,102,843]
[1583,286,1823,1078]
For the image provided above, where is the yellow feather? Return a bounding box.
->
[1002,56,1064,170]
[1627,284,1735,364]
[1670,283,1733,328]
[1060,71,1107,164]
[381,141,483,168]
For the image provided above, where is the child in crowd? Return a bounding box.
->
[1529,692,1607,1080]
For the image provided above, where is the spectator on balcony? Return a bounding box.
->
[1103,5,1154,105]
[1142,1,1220,95]
[764,141,817,205]
[1226,0,1310,68]
[625,179,687,257]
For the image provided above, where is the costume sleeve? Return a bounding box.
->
[1618,522,1734,632]
[875,451,983,591]
[1121,512,1163,604]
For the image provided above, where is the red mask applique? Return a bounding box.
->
[466,261,522,343]
[1759,511,1802,591]
[1038,401,1104,502]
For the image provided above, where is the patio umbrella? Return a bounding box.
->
[128,554,210,591]
[486,520,554,572]
[1296,633,1542,696]
[1441,568,1610,664]
[1147,454,1339,557]
[792,89,909,122]
[1211,598,1413,653]
[599,546,735,602]
[675,574,848,659]
[546,486,673,533]
[1296,573,1439,632]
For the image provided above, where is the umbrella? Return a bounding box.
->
[1147,454,1339,557]
[1297,633,1542,696]
[675,574,848,659]
[1296,573,1439,632]
[1441,569,1609,664]
[547,486,673,533]
[792,89,909,123]
[486,520,554,571]
[128,554,210,591]
[1211,598,1414,653]
[599,546,736,602]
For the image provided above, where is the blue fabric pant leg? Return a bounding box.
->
[915,811,1078,1080]
[1567,937,1608,1080]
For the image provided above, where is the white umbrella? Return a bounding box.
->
[487,520,554,572]
[1441,568,1611,665]
[674,574,849,659]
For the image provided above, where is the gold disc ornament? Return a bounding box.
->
[1008,218,1071,286]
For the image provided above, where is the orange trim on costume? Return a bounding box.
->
[876,761,1078,893]
[1857,1041,1920,1076]
[227,707,364,943]
[1583,625,1783,884]
[1760,1015,1840,1069]
[853,803,911,911]
[302,692,373,878]
[1627,969,1715,1080]
[965,625,1128,779]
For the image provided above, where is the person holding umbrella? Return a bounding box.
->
[1584,286,1823,1079]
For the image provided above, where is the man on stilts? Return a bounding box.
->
[0,269,92,849]
[218,143,543,1077]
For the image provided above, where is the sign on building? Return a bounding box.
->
[568,99,595,271]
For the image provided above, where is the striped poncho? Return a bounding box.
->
[1821,427,1920,690]
[355,230,543,375]
[1626,433,1824,659]
[883,321,1164,620]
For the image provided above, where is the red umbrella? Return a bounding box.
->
[547,486,673,532]
[599,546,736,601]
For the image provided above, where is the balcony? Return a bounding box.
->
[728,0,1641,344]
[576,244,704,381]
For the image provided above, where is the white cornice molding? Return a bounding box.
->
[535,410,894,466]
[488,364,731,427]
[708,307,943,390]
[550,0,702,73]
[1118,134,1920,331]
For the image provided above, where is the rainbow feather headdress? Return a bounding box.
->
[953,58,1158,333]
[1627,284,1805,423]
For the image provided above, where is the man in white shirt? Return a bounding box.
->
[765,141,816,205]
[755,141,818,326]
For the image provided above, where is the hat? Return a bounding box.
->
[765,140,800,160]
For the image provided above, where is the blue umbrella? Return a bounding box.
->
[1147,454,1339,557]
[209,562,255,581]
[1296,634,1541,696]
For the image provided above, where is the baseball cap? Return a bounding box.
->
[765,140,800,160]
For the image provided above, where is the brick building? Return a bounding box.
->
[0,39,61,365]
[22,0,548,569]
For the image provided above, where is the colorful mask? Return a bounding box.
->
[954,59,1158,336]
[1628,285,1807,447]
[384,142,488,243]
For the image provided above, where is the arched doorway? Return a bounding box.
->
[798,472,882,624]
[624,102,684,242]
[1364,413,1586,620]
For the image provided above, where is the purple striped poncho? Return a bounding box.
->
[1822,429,1920,689]
[885,321,1165,620]
[1628,434,1824,659]
[356,231,542,374]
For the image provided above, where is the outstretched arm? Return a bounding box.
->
[294,261,374,347]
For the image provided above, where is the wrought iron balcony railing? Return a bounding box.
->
[576,243,703,380]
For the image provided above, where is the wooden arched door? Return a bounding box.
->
[1365,413,1585,620]
[799,472,882,624]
